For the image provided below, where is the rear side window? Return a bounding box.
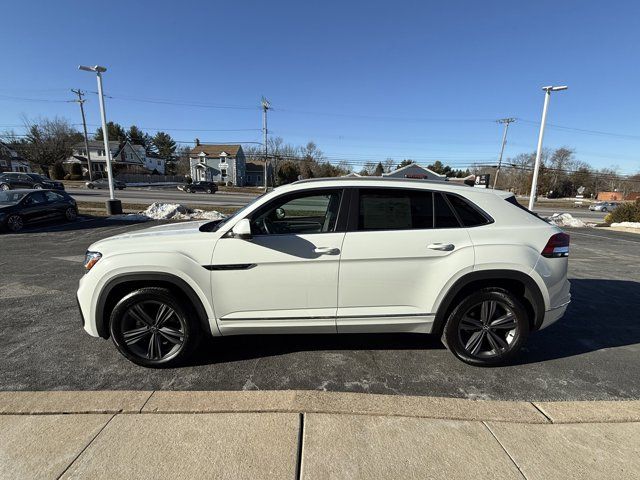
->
[434,193,460,228]
[446,194,490,227]
[358,189,433,230]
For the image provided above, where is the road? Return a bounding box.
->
[67,187,259,207]
[1,219,639,400]
[534,207,607,223]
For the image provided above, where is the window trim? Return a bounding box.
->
[248,187,350,237]
[347,186,493,233]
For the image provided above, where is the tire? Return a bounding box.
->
[6,214,24,232]
[87,184,95,189]
[109,287,199,368]
[0,183,9,191]
[441,288,529,367]
[601,207,607,212]
[206,188,212,194]
[34,184,43,189]
[65,207,78,221]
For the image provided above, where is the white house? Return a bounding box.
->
[382,163,447,181]
[0,141,31,173]
[189,143,246,186]
[66,141,151,175]
[130,144,166,174]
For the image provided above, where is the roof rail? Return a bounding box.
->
[292,176,475,186]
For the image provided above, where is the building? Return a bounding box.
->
[0,141,31,173]
[245,159,275,187]
[382,163,447,181]
[130,145,166,174]
[189,143,246,186]
[596,191,624,201]
[66,141,150,176]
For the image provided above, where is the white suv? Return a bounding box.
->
[77,178,571,367]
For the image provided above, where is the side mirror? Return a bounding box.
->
[231,218,252,240]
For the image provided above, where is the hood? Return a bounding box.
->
[88,220,212,252]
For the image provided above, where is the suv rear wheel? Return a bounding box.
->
[442,288,529,367]
[109,287,199,368]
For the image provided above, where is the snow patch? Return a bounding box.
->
[611,221,640,229]
[108,203,226,222]
[545,213,590,228]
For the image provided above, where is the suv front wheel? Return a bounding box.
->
[442,288,529,367]
[109,287,199,368]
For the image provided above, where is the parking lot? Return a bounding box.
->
[1,218,639,401]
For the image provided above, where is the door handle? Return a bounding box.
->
[428,243,455,252]
[314,247,340,255]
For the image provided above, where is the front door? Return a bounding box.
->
[210,188,346,335]
[337,188,475,333]
[20,191,52,224]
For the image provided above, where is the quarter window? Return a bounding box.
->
[446,194,489,227]
[358,189,433,231]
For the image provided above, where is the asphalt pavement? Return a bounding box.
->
[1,219,639,400]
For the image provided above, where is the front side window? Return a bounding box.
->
[358,189,433,231]
[251,189,343,235]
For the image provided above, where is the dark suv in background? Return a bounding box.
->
[0,172,65,191]
[178,181,218,194]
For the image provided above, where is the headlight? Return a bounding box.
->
[83,251,102,271]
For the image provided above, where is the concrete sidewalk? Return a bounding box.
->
[1,391,639,479]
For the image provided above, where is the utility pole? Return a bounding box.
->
[493,118,515,189]
[71,89,93,181]
[261,97,270,191]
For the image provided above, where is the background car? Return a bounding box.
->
[589,201,620,212]
[0,189,78,232]
[178,181,218,194]
[0,172,65,191]
[86,178,126,190]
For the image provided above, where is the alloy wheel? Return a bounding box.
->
[66,207,77,221]
[120,301,186,361]
[7,215,23,232]
[0,184,9,191]
[457,300,518,358]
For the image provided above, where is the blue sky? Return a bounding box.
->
[1,0,639,173]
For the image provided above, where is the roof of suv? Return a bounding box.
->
[289,176,513,198]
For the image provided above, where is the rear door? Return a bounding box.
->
[336,188,475,333]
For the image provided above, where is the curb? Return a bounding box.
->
[2,390,640,424]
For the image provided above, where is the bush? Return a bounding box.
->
[606,200,640,224]
[70,163,83,176]
[216,181,226,186]
[185,176,192,184]
[70,174,84,181]
[51,162,66,180]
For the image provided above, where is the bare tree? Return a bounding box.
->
[4,117,82,175]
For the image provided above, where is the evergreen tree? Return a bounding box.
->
[127,125,154,154]
[95,122,127,142]
[152,131,177,160]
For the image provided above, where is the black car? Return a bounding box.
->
[86,178,126,190]
[0,189,78,232]
[0,172,65,191]
[179,181,218,194]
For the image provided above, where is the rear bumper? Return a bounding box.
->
[539,295,571,329]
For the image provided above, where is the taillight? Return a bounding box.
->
[542,233,570,258]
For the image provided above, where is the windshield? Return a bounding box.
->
[0,191,28,204]
[200,193,267,232]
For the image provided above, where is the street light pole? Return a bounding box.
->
[528,85,568,211]
[78,65,122,215]
[261,97,270,192]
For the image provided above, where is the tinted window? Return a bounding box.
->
[45,191,65,202]
[434,193,460,228]
[24,192,48,205]
[358,189,433,231]
[446,194,489,227]
[251,189,342,235]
